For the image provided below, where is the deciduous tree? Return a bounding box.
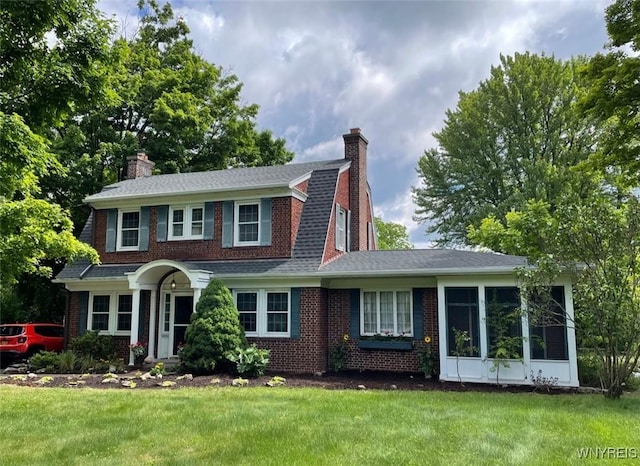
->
[412,53,598,245]
[374,217,413,250]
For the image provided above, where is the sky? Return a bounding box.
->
[98,0,612,248]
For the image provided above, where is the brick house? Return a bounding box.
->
[55,128,579,386]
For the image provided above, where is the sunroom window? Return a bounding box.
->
[445,287,480,357]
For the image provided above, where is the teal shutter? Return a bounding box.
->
[105,209,117,252]
[203,202,215,240]
[222,201,233,248]
[156,205,168,242]
[413,288,425,340]
[139,206,150,251]
[349,289,360,339]
[79,291,89,335]
[138,291,149,342]
[260,198,272,246]
[290,288,301,339]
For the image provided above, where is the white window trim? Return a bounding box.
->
[234,200,261,246]
[88,292,133,336]
[360,290,413,337]
[116,209,140,251]
[336,206,346,251]
[168,205,205,241]
[233,289,290,337]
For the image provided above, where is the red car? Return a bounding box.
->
[0,323,64,365]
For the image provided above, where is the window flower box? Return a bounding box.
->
[358,339,413,351]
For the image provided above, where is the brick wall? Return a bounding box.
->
[95,197,295,263]
[323,170,351,263]
[327,288,439,374]
[250,288,329,373]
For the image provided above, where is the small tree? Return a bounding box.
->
[485,303,524,385]
[452,328,477,384]
[180,279,246,374]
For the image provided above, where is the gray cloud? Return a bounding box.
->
[99,0,611,246]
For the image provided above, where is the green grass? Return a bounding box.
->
[0,386,638,465]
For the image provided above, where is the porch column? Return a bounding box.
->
[148,289,157,358]
[129,288,142,366]
[521,299,531,382]
[193,287,202,313]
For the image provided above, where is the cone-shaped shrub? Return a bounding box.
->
[180,279,246,374]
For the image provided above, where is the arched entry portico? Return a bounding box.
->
[125,260,212,364]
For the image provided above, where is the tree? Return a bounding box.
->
[46,0,294,230]
[470,186,640,399]
[412,52,599,245]
[0,113,99,298]
[579,0,640,183]
[180,279,246,374]
[0,0,109,322]
[374,217,413,250]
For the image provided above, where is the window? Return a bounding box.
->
[445,287,480,357]
[529,286,568,360]
[236,292,258,333]
[91,295,110,331]
[117,295,133,331]
[163,293,171,332]
[485,287,522,358]
[361,290,412,336]
[235,201,260,245]
[233,289,290,336]
[267,292,288,332]
[89,293,133,334]
[118,211,140,250]
[169,205,204,240]
[336,206,346,251]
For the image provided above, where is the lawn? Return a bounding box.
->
[0,385,638,465]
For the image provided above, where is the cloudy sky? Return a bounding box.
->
[98,0,612,247]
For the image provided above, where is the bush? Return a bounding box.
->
[29,351,61,372]
[226,345,270,377]
[578,352,603,388]
[180,279,246,374]
[70,330,117,360]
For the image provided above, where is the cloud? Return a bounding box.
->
[98,0,610,248]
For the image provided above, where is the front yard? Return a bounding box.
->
[1,385,638,465]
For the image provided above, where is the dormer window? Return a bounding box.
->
[118,210,140,250]
[234,201,260,246]
[169,205,204,240]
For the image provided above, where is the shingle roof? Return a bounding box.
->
[57,250,527,281]
[318,249,527,275]
[292,168,339,264]
[85,159,349,203]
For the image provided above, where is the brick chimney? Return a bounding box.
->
[126,151,155,179]
[343,128,369,251]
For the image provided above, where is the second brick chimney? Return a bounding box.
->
[343,128,369,251]
[126,151,155,179]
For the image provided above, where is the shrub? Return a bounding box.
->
[226,345,270,377]
[29,351,61,372]
[180,279,246,374]
[57,351,79,373]
[578,352,603,388]
[418,347,438,378]
[70,330,117,360]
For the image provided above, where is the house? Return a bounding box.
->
[55,128,579,387]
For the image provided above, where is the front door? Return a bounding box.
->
[172,296,193,356]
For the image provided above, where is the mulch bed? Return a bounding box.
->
[0,369,572,393]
